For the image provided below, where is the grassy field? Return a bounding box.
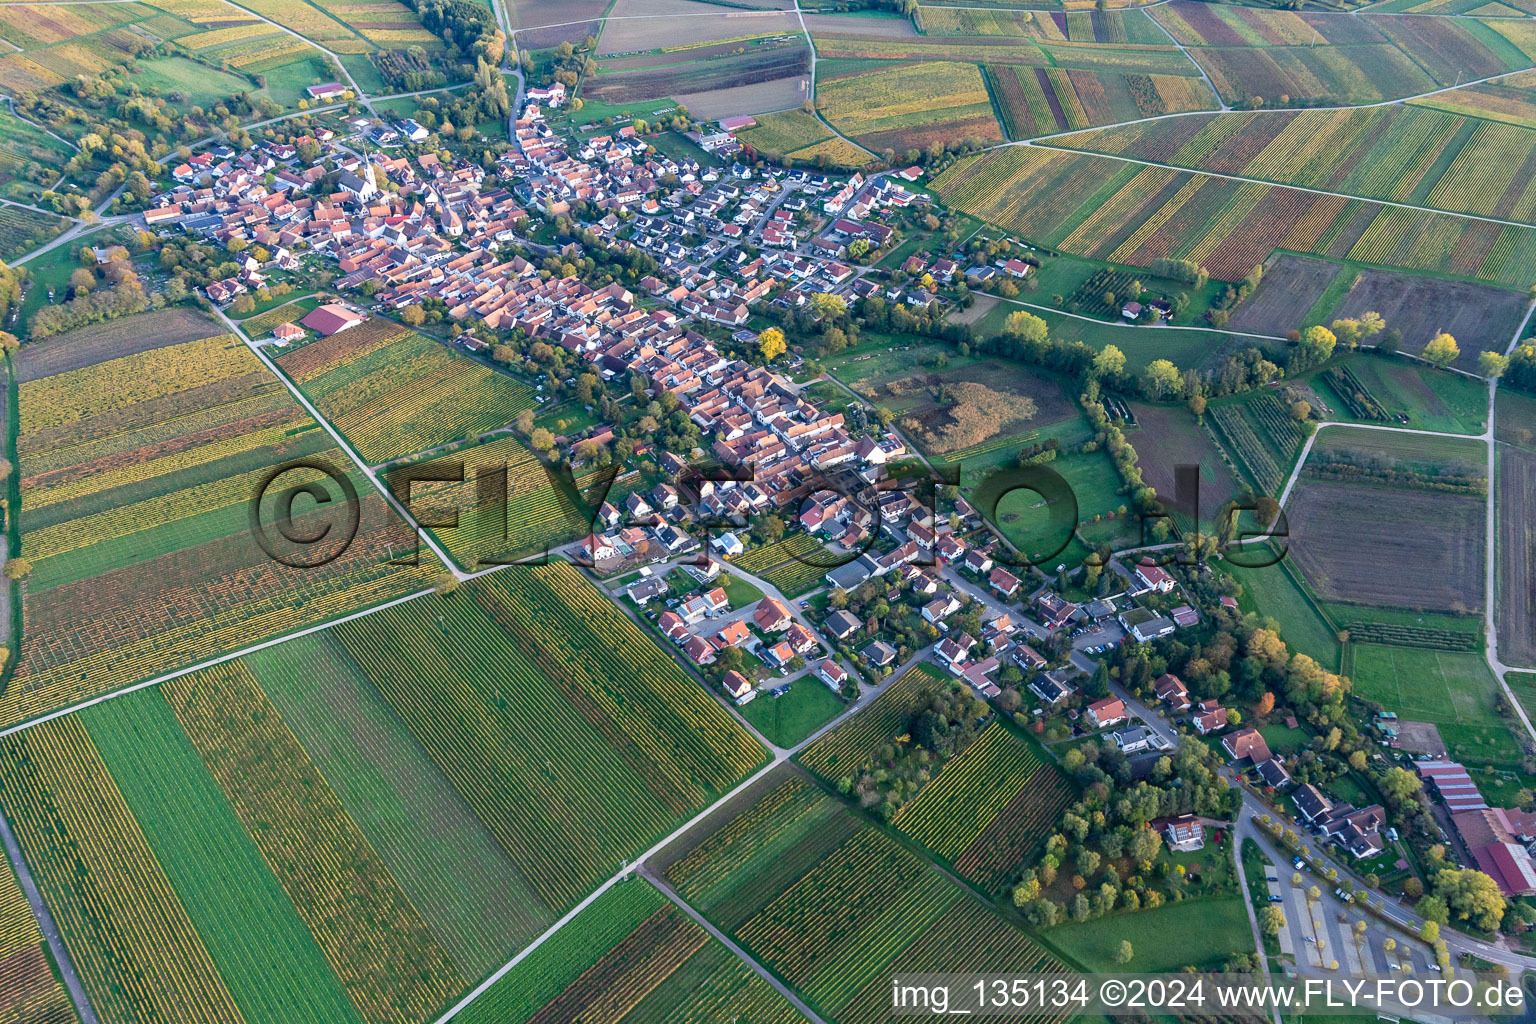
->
[1349,644,1520,765]
[1044,897,1253,971]
[1312,355,1490,435]
[739,681,846,747]
[1227,554,1341,669]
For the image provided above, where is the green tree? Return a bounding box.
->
[1003,310,1048,345]
[1478,351,1510,378]
[1142,359,1181,399]
[530,427,554,451]
[1423,332,1460,368]
[1433,867,1506,931]
[1115,940,1134,964]
[1092,344,1126,377]
[1260,906,1285,935]
[1299,324,1337,365]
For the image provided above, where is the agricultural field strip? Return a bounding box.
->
[963,58,1524,151]
[428,653,929,1024]
[1488,306,1536,681]
[204,0,378,108]
[1267,340,1536,746]
[1140,0,1226,109]
[1014,133,1536,229]
[212,310,467,577]
[789,0,877,157]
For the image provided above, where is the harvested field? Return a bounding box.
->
[13,307,224,382]
[804,11,919,38]
[598,3,798,52]
[518,21,600,48]
[1498,447,1536,667]
[1288,480,1484,612]
[1323,270,1529,373]
[839,354,1077,453]
[511,0,608,30]
[947,293,999,326]
[585,45,808,103]
[1127,402,1243,529]
[676,74,809,117]
[1227,255,1341,336]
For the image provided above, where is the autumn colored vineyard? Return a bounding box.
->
[455,879,809,1024]
[893,721,1073,891]
[0,716,248,1024]
[5,333,437,729]
[798,663,947,779]
[666,773,1073,1024]
[274,319,536,464]
[162,663,464,1024]
[0,830,75,1023]
[330,565,765,913]
[933,145,1536,286]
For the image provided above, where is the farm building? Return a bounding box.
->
[1450,808,1536,895]
[301,303,367,336]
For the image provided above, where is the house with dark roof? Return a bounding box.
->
[1034,591,1078,630]
[824,609,861,641]
[1030,669,1075,705]
[862,640,897,667]
[1293,783,1334,825]
[1254,757,1292,789]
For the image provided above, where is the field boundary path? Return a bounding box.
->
[212,307,468,578]
[0,807,98,1024]
[638,862,832,1024]
[1269,304,1536,755]
[792,0,879,159]
[429,645,931,1024]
